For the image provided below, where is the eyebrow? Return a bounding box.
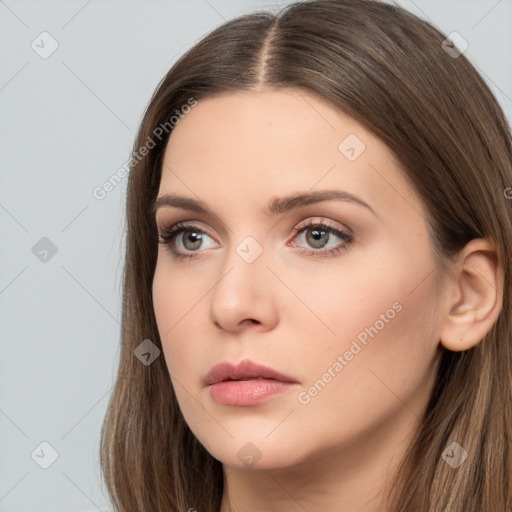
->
[152,190,378,218]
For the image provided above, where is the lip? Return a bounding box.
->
[205,359,300,406]
[204,359,299,386]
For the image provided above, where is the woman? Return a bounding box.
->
[100,1,512,510]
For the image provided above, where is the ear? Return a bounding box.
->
[439,238,504,352]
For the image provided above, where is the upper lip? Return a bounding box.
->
[204,359,299,386]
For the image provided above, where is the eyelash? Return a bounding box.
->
[157,219,354,261]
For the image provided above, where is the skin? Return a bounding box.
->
[152,88,502,511]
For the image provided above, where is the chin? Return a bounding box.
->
[195,431,311,471]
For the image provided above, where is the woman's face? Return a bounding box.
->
[152,88,446,470]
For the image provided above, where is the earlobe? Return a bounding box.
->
[439,238,503,352]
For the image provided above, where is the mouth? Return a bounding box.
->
[204,359,300,406]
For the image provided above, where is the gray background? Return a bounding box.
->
[1,1,510,511]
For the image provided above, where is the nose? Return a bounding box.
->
[209,247,279,333]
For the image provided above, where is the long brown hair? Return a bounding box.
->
[100,1,512,510]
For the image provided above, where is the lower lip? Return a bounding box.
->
[209,379,298,406]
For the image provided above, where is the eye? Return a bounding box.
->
[289,218,354,258]
[157,222,217,260]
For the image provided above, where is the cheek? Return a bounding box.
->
[292,261,441,434]
[152,262,203,376]
[269,240,428,360]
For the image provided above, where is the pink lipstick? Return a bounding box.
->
[205,359,299,406]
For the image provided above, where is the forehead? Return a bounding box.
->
[159,88,420,220]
